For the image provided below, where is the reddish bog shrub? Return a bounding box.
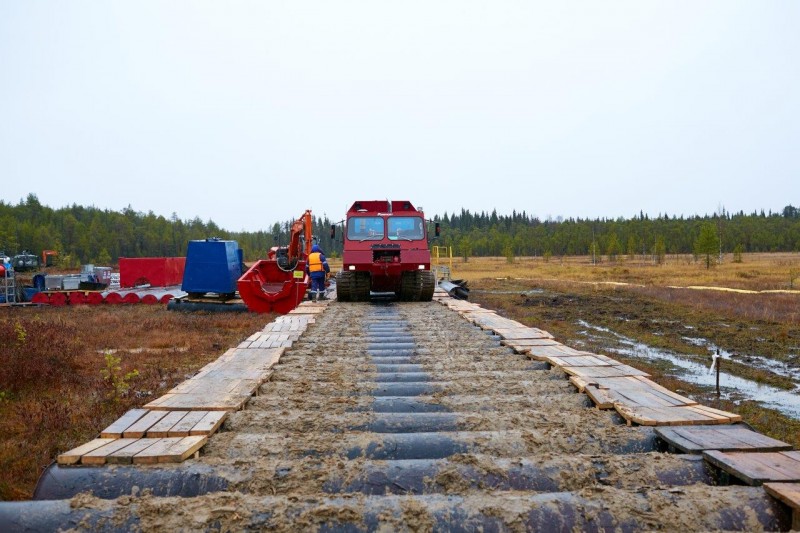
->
[0,319,82,394]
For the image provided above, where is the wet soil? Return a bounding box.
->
[52,300,792,530]
[472,280,800,447]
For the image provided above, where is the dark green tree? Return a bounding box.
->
[695,222,719,269]
[606,233,621,262]
[653,235,666,265]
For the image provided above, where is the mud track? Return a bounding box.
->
[13,301,794,530]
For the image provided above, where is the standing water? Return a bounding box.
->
[576,320,800,420]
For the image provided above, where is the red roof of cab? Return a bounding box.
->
[346,200,421,214]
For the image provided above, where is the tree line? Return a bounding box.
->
[2,194,799,267]
[432,206,800,261]
[0,194,337,267]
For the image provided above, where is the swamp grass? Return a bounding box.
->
[0,306,269,500]
[463,254,800,449]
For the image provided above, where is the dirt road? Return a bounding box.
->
[4,300,791,530]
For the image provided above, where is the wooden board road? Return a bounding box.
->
[704,450,800,485]
[763,483,800,530]
[655,426,793,454]
[433,296,743,428]
[60,305,320,466]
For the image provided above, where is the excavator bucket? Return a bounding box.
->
[237,259,309,314]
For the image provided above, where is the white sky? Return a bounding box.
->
[1,1,798,231]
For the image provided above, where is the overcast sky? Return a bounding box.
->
[1,1,798,231]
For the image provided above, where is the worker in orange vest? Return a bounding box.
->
[306,244,330,301]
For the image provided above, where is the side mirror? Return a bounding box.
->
[330,225,336,239]
[434,223,440,237]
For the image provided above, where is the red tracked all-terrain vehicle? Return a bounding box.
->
[335,200,436,302]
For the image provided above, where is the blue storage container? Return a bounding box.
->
[32,274,46,291]
[181,239,243,295]
[24,287,39,302]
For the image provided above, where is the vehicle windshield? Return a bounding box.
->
[347,216,385,240]
[387,216,425,241]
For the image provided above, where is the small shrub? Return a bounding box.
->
[733,244,744,263]
[100,352,140,401]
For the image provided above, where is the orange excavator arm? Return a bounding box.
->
[287,210,313,264]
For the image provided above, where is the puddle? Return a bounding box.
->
[681,336,800,383]
[576,320,800,420]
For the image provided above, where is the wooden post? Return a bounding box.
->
[715,349,721,397]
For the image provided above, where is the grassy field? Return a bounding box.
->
[445,252,800,293]
[0,306,269,500]
[450,253,800,448]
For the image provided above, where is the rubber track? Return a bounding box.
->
[335,271,352,301]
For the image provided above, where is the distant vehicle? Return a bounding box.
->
[13,251,40,272]
[335,200,436,302]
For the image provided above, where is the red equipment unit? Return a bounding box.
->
[105,292,123,305]
[119,257,186,288]
[238,210,313,314]
[31,292,49,305]
[141,294,159,305]
[67,292,87,305]
[237,259,309,314]
[86,292,104,305]
[48,292,67,307]
[336,200,435,301]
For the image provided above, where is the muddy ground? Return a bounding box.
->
[471,279,800,448]
[38,300,792,531]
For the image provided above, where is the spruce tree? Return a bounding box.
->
[694,223,719,269]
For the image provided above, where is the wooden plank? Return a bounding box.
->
[704,451,800,485]
[763,483,800,530]
[500,338,560,348]
[503,343,532,354]
[690,404,742,423]
[57,438,116,465]
[610,389,680,409]
[552,355,613,367]
[615,404,721,426]
[568,375,590,393]
[528,345,585,361]
[143,394,173,409]
[132,437,184,465]
[583,385,617,409]
[493,327,554,340]
[637,387,694,406]
[122,410,169,438]
[195,368,268,382]
[157,436,208,463]
[656,426,793,454]
[146,411,189,438]
[81,438,141,465]
[502,341,559,353]
[562,365,650,379]
[288,307,326,314]
[189,411,227,436]
[153,393,249,411]
[167,411,210,436]
[99,408,149,438]
[105,438,160,465]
